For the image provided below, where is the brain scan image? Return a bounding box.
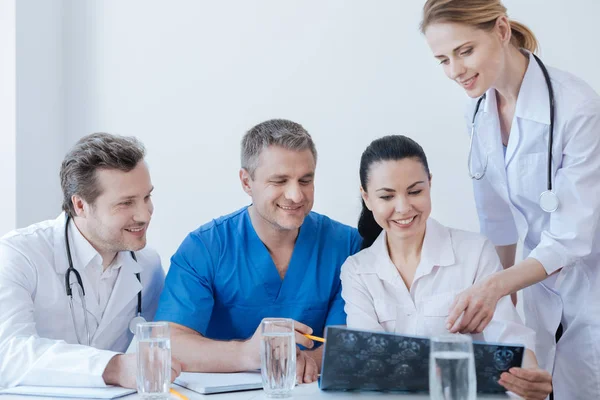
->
[336,331,358,350]
[493,349,515,370]
[398,339,421,358]
[475,346,485,360]
[356,349,371,361]
[367,336,389,354]
[334,353,357,371]
[363,359,386,375]
[319,327,523,393]
[393,363,413,377]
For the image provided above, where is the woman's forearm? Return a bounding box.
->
[491,257,549,298]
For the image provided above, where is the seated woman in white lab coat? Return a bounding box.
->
[340,135,552,400]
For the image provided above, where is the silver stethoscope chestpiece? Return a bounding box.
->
[129,315,147,335]
[539,190,559,213]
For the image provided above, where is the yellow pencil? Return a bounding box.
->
[170,388,189,400]
[303,333,326,343]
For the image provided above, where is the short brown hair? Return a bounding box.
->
[241,119,317,177]
[60,132,146,217]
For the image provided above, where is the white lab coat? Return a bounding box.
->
[341,218,536,352]
[467,52,600,398]
[0,213,164,388]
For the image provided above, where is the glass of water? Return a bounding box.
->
[136,322,171,399]
[429,334,476,400]
[260,318,296,398]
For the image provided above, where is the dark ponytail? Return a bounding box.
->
[358,201,383,250]
[358,135,430,249]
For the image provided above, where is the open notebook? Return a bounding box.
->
[174,371,263,395]
[0,385,135,399]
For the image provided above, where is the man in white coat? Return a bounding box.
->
[0,133,179,389]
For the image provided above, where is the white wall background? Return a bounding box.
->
[5,0,600,271]
[16,0,65,227]
[0,0,17,235]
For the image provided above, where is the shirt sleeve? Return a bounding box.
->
[528,101,600,274]
[340,257,385,332]
[474,239,536,353]
[0,241,117,388]
[154,233,216,335]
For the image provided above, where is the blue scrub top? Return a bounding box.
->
[155,206,362,340]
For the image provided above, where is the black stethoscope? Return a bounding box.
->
[468,53,559,213]
[64,215,146,345]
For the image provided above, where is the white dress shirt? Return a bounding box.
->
[340,218,535,352]
[70,220,122,321]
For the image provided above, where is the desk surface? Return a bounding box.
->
[0,383,512,400]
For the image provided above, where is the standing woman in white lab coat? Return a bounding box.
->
[421,1,600,398]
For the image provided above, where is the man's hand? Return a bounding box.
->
[170,357,182,382]
[241,319,315,370]
[498,367,552,400]
[295,347,318,384]
[102,354,182,388]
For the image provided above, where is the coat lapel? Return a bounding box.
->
[52,213,69,276]
[94,253,142,339]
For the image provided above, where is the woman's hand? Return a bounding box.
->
[445,277,503,333]
[499,367,553,399]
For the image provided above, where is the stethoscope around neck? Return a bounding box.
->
[64,215,146,346]
[468,53,559,213]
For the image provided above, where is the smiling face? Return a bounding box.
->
[73,161,154,259]
[240,145,315,232]
[362,158,432,243]
[424,19,510,98]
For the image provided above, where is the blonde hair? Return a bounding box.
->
[420,0,538,54]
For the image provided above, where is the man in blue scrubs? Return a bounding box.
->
[155,119,361,383]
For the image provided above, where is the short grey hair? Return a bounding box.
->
[60,132,146,217]
[241,119,317,177]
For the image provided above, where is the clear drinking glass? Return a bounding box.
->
[136,322,171,399]
[260,318,296,398]
[429,334,477,400]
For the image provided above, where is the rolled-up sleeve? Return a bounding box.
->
[529,102,600,274]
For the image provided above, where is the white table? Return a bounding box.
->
[167,383,510,399]
[0,383,511,400]
[142,383,512,399]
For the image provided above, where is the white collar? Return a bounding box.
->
[369,218,456,284]
[67,217,134,273]
[483,51,551,126]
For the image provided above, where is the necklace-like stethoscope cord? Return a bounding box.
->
[64,215,144,345]
[468,54,559,213]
